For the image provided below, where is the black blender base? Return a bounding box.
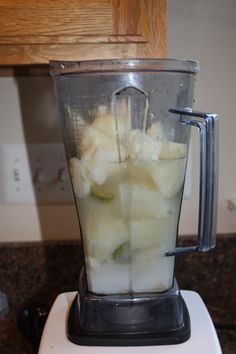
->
[67,294,190,347]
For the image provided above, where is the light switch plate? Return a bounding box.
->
[0,144,73,204]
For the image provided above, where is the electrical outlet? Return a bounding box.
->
[0,144,73,204]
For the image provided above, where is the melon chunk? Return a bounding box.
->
[70,157,107,197]
[146,122,165,140]
[92,107,130,143]
[149,158,186,197]
[130,217,171,250]
[159,141,187,160]
[85,104,131,162]
[132,247,175,292]
[80,126,123,162]
[128,129,161,161]
[128,161,156,190]
[86,219,128,262]
[128,186,171,218]
[146,122,187,160]
[69,158,91,197]
[90,183,115,201]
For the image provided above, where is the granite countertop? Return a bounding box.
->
[176,235,236,354]
[0,234,235,353]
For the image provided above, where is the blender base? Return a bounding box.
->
[38,291,222,354]
[74,272,189,344]
[67,293,190,346]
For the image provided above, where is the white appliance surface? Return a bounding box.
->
[38,291,222,354]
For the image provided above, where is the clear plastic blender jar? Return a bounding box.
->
[50,59,218,296]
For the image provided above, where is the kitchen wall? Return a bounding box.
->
[0,0,235,241]
[0,77,80,241]
[167,0,236,234]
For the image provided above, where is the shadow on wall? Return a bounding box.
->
[14,72,79,242]
[14,70,82,308]
[15,74,61,144]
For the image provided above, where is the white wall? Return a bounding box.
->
[168,0,236,234]
[0,0,235,241]
[0,77,79,241]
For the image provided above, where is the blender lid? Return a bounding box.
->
[49,58,200,76]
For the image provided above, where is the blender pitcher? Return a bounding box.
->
[50,59,218,346]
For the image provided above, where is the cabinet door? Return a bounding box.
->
[0,0,166,65]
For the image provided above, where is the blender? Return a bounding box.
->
[40,59,220,352]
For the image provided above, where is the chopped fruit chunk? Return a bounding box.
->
[128,161,156,190]
[132,188,170,218]
[149,158,186,197]
[86,219,128,262]
[92,104,131,141]
[69,157,107,197]
[146,121,165,140]
[90,184,115,201]
[68,108,187,294]
[130,217,170,249]
[69,158,90,197]
[128,129,161,161]
[147,122,187,160]
[80,126,121,162]
[112,242,130,264]
[160,141,187,160]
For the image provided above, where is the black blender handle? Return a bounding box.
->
[166,108,219,256]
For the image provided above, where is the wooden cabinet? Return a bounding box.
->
[0,0,166,65]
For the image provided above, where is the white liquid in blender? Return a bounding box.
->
[73,158,186,294]
[68,104,187,294]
